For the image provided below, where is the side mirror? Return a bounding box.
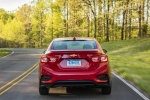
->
[102,49,107,53]
[43,50,46,54]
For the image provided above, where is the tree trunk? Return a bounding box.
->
[98,1,102,38]
[138,4,142,37]
[106,0,109,42]
[129,0,132,39]
[94,15,97,38]
[111,0,115,40]
[142,0,145,37]
[121,10,126,40]
[64,0,69,37]
[103,0,106,41]
[146,0,149,25]
[125,0,129,40]
[66,0,69,37]
[87,16,90,37]
[93,0,97,38]
[52,6,54,40]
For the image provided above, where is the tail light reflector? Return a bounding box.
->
[41,75,52,81]
[97,75,109,80]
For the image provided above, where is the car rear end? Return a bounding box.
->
[39,37,112,95]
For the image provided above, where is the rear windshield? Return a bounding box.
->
[51,40,97,50]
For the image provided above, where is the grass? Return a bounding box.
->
[101,38,150,96]
[0,49,12,58]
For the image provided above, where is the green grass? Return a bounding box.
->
[101,38,150,96]
[0,49,12,58]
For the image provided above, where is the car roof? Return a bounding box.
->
[53,37,96,41]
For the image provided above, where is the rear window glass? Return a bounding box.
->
[51,40,97,50]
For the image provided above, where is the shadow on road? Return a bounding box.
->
[41,87,107,100]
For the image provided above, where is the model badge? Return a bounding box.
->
[70,54,77,57]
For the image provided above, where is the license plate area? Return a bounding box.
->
[67,59,81,67]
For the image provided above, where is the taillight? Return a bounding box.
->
[92,57,99,62]
[40,55,57,63]
[100,55,108,62]
[92,55,108,62]
[41,57,48,63]
[49,58,56,62]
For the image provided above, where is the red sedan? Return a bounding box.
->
[39,37,112,95]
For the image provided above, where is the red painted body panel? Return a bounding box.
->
[40,62,109,84]
[39,37,111,88]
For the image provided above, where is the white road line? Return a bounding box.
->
[0,51,14,59]
[112,72,149,100]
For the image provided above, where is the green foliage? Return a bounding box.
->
[0,20,4,33]
[0,9,9,24]
[0,0,149,96]
[101,38,150,96]
[0,0,150,48]
[0,49,12,58]
[0,18,26,47]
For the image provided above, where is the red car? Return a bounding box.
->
[39,37,112,95]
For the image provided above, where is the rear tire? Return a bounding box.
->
[39,87,49,95]
[101,86,111,95]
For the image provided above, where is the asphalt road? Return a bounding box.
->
[0,48,149,100]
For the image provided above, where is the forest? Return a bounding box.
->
[0,0,150,48]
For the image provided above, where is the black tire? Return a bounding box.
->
[101,86,111,95]
[39,87,49,95]
[66,87,73,93]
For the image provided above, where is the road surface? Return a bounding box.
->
[0,48,149,100]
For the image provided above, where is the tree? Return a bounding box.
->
[1,18,26,47]
[45,0,64,43]
[31,0,47,48]
[82,0,98,38]
[0,0,150,48]
[16,4,32,47]
[0,9,9,24]
[138,0,142,37]
[106,0,110,41]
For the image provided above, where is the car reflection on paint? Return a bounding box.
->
[38,37,112,95]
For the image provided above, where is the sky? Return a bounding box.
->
[0,0,31,11]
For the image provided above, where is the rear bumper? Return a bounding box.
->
[39,64,111,88]
[40,80,110,88]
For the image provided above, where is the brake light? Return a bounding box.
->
[41,57,48,63]
[50,58,56,62]
[92,57,99,62]
[100,56,108,62]
[92,55,108,62]
[73,37,76,40]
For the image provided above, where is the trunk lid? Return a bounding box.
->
[46,50,101,72]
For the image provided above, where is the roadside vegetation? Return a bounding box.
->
[101,38,150,96]
[0,49,12,58]
[0,0,150,48]
[0,0,150,97]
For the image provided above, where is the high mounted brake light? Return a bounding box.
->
[73,37,76,40]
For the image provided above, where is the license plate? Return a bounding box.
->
[67,60,81,66]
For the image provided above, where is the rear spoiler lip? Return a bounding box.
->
[50,49,99,52]
[45,49,103,54]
